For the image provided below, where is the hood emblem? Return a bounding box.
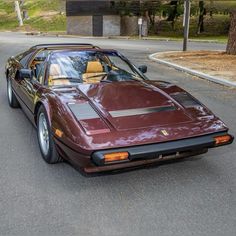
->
[161,130,169,136]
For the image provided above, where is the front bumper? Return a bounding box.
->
[88,132,233,172]
[55,132,233,174]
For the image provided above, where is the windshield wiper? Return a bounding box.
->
[100,79,112,83]
[85,73,107,80]
[51,77,83,83]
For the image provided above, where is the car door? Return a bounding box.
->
[18,61,46,116]
[13,50,36,103]
[17,50,48,114]
[10,51,31,95]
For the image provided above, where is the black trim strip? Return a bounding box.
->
[109,106,176,118]
[92,132,233,166]
[171,93,199,107]
[31,43,97,50]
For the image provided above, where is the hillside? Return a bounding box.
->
[0,0,66,32]
[0,0,233,39]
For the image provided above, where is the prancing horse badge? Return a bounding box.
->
[161,130,169,136]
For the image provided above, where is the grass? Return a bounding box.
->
[0,0,231,42]
[131,35,228,44]
[25,15,66,32]
[155,14,230,38]
[189,36,228,43]
[0,0,66,31]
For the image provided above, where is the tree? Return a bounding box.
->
[197,0,206,34]
[113,0,161,32]
[166,0,179,30]
[141,0,161,30]
[226,10,236,55]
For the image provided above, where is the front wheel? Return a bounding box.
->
[7,79,20,108]
[37,106,62,164]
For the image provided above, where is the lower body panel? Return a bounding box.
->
[55,132,234,174]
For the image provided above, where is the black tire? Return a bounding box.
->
[7,79,20,108]
[37,106,62,164]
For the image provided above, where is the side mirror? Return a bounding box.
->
[19,69,33,81]
[138,65,147,74]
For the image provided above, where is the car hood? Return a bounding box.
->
[52,81,227,151]
[76,81,193,131]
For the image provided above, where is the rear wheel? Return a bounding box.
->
[37,106,62,164]
[7,79,20,108]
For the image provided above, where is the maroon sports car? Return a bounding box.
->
[5,44,233,173]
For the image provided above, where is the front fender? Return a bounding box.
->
[34,93,52,127]
[35,93,91,153]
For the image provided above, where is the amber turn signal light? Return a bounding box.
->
[55,129,63,138]
[104,152,129,163]
[214,135,232,146]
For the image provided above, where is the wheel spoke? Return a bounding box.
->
[43,120,47,130]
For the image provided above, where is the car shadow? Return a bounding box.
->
[69,155,204,178]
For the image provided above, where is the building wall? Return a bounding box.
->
[67,15,121,36]
[121,16,139,36]
[67,16,92,35]
[66,0,141,36]
[103,15,121,36]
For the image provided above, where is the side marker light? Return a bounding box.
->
[55,129,63,138]
[214,135,232,146]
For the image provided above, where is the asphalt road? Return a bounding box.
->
[0,32,235,236]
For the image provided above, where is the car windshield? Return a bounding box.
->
[47,50,144,86]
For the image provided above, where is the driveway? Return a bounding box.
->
[0,32,235,236]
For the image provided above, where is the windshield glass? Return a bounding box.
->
[47,50,144,86]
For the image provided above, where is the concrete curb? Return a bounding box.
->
[20,31,223,43]
[44,35,221,43]
[149,52,236,88]
[143,37,220,43]
[0,31,224,43]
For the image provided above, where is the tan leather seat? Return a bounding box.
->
[48,64,71,86]
[83,61,105,83]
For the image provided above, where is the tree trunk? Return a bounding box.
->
[197,1,206,34]
[226,10,236,55]
[167,0,178,30]
[209,0,213,18]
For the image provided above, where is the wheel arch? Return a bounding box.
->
[34,100,52,127]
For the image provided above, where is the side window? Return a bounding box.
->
[36,62,46,84]
[108,55,134,75]
[30,50,49,81]
[19,50,35,67]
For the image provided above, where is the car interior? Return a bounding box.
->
[29,50,49,83]
[82,61,107,83]
[47,60,107,86]
[28,49,142,87]
[48,64,71,86]
[30,58,44,80]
